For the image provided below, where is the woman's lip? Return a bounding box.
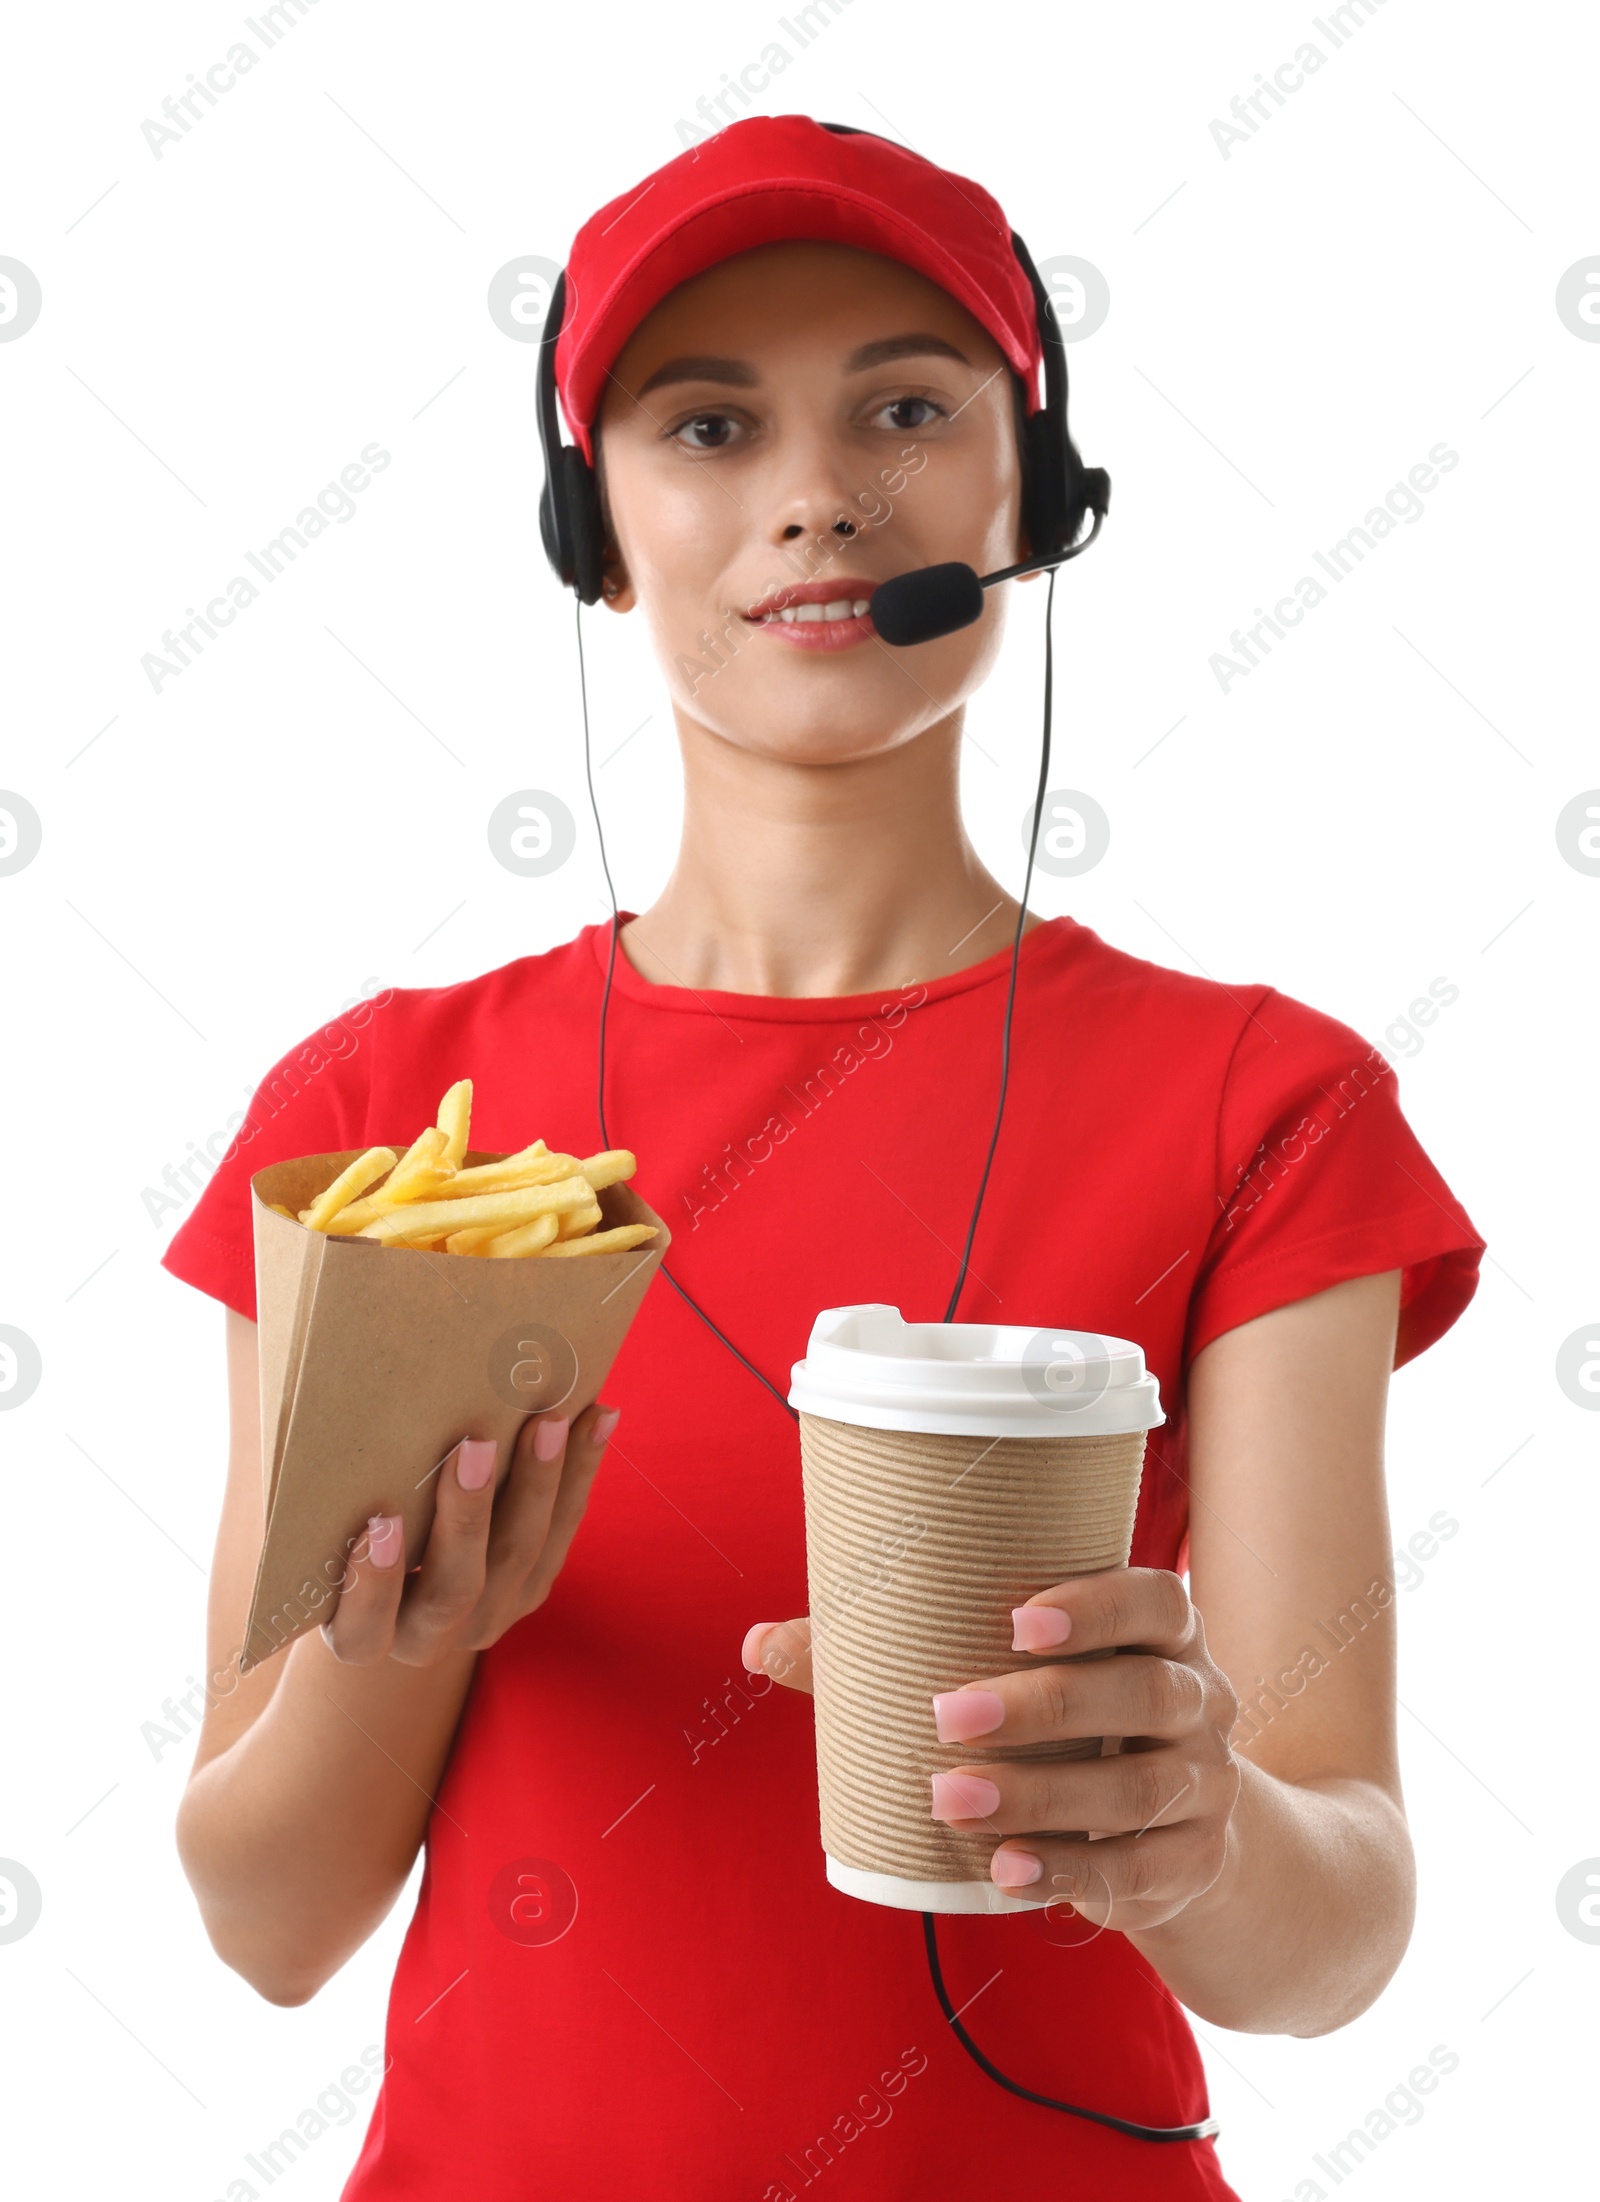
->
[738,579,881,650]
[753,607,878,652]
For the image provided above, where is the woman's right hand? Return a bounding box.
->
[320,1400,619,1665]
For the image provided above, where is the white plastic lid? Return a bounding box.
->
[788,1304,1165,1439]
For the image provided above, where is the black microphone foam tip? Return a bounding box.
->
[870,561,985,648]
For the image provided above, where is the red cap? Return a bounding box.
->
[554,114,1042,463]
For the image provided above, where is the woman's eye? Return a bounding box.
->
[672,412,742,451]
[877,395,946,432]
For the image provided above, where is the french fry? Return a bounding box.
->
[319,1128,457,1233]
[358,1175,596,1244]
[441,1150,583,1197]
[578,1150,636,1190]
[322,1181,451,1236]
[300,1146,398,1232]
[534,1223,658,1258]
[451,1188,582,1256]
[267,1201,298,1219]
[320,1200,384,1236]
[437,1079,472,1169]
[443,1222,508,1256]
[388,1125,452,1192]
[293,1086,656,1267]
[404,1169,458,1198]
[483,1212,561,1259]
[445,1137,548,1176]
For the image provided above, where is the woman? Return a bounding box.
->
[167,116,1483,2201]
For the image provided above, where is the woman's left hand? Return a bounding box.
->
[742,1566,1244,1930]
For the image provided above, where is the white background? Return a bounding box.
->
[1,2,1595,2196]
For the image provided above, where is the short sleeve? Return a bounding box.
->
[1182,987,1484,1373]
[160,995,385,1322]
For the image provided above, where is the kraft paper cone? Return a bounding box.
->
[799,1413,1146,1894]
[239,1149,669,1674]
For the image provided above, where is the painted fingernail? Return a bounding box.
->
[456,1438,496,1491]
[534,1415,570,1462]
[1012,1604,1072,1652]
[991,1847,1043,1889]
[931,1772,1001,1822]
[367,1514,403,1568]
[932,1689,1006,1743]
[592,1406,620,1445]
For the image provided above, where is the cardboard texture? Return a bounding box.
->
[799,1413,1147,1894]
[240,1149,669,1674]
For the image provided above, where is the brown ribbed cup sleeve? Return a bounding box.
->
[798,1413,1147,1887]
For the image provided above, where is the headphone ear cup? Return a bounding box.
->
[563,448,606,606]
[539,446,606,603]
[1022,406,1075,559]
[1022,411,1104,560]
[538,464,566,581]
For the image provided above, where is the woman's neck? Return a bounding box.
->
[622,708,1033,998]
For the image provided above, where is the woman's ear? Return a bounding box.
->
[1012,480,1034,570]
[589,451,633,612]
[592,437,634,610]
[600,544,635,612]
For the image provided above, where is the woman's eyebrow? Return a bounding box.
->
[633,332,974,400]
[844,333,973,372]
[635,355,758,397]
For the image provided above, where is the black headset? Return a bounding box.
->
[536,272,607,607]
[536,130,1216,2152]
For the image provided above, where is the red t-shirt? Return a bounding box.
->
[164,915,1483,2201]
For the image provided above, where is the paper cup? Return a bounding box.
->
[788,1305,1165,1914]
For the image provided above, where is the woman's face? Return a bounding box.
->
[596,240,1028,766]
